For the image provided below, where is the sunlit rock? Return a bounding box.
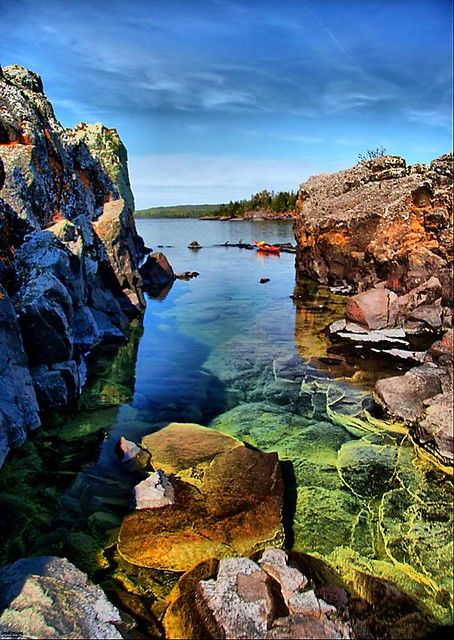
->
[132,470,175,510]
[117,423,284,572]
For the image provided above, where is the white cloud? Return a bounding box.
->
[129,153,318,208]
[403,108,452,129]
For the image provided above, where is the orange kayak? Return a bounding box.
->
[254,241,280,254]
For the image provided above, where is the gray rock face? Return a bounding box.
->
[0,286,40,467]
[0,64,163,466]
[0,556,123,639]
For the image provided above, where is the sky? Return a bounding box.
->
[0,0,452,208]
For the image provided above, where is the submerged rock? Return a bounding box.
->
[0,556,124,639]
[117,422,284,572]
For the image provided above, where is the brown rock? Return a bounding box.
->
[416,394,453,465]
[294,154,453,310]
[345,288,397,330]
[117,424,284,572]
[428,330,453,367]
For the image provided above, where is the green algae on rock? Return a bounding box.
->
[117,423,284,573]
[209,398,453,625]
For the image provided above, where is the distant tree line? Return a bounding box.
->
[212,189,298,217]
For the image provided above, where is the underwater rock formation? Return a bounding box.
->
[117,423,284,572]
[0,64,163,466]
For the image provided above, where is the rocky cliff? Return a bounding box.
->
[294,154,453,304]
[0,65,147,467]
[294,154,453,466]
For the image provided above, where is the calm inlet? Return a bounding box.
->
[1,219,452,632]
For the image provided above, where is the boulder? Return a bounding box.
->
[117,436,151,471]
[345,288,397,330]
[0,285,40,467]
[117,423,284,572]
[140,251,175,288]
[416,394,453,464]
[374,365,444,424]
[0,556,123,639]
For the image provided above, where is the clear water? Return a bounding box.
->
[0,218,452,632]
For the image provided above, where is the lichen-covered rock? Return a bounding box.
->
[294,154,453,309]
[0,556,124,639]
[117,423,284,572]
[0,64,150,465]
[69,122,135,214]
[0,285,40,467]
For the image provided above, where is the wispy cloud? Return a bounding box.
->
[129,153,320,208]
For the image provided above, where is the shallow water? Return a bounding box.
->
[0,219,452,631]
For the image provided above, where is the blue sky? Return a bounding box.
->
[0,0,452,207]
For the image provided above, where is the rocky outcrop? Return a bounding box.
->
[0,556,124,639]
[0,284,40,467]
[294,154,453,307]
[69,122,135,214]
[0,64,154,466]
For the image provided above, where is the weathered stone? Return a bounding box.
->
[428,329,453,367]
[0,556,123,639]
[132,470,175,509]
[294,154,453,310]
[15,272,74,365]
[416,394,454,465]
[140,251,175,289]
[73,305,101,350]
[117,423,284,572]
[191,553,352,640]
[196,558,274,639]
[374,365,443,423]
[90,308,126,341]
[0,285,40,467]
[93,198,145,313]
[258,548,308,602]
[345,288,397,330]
